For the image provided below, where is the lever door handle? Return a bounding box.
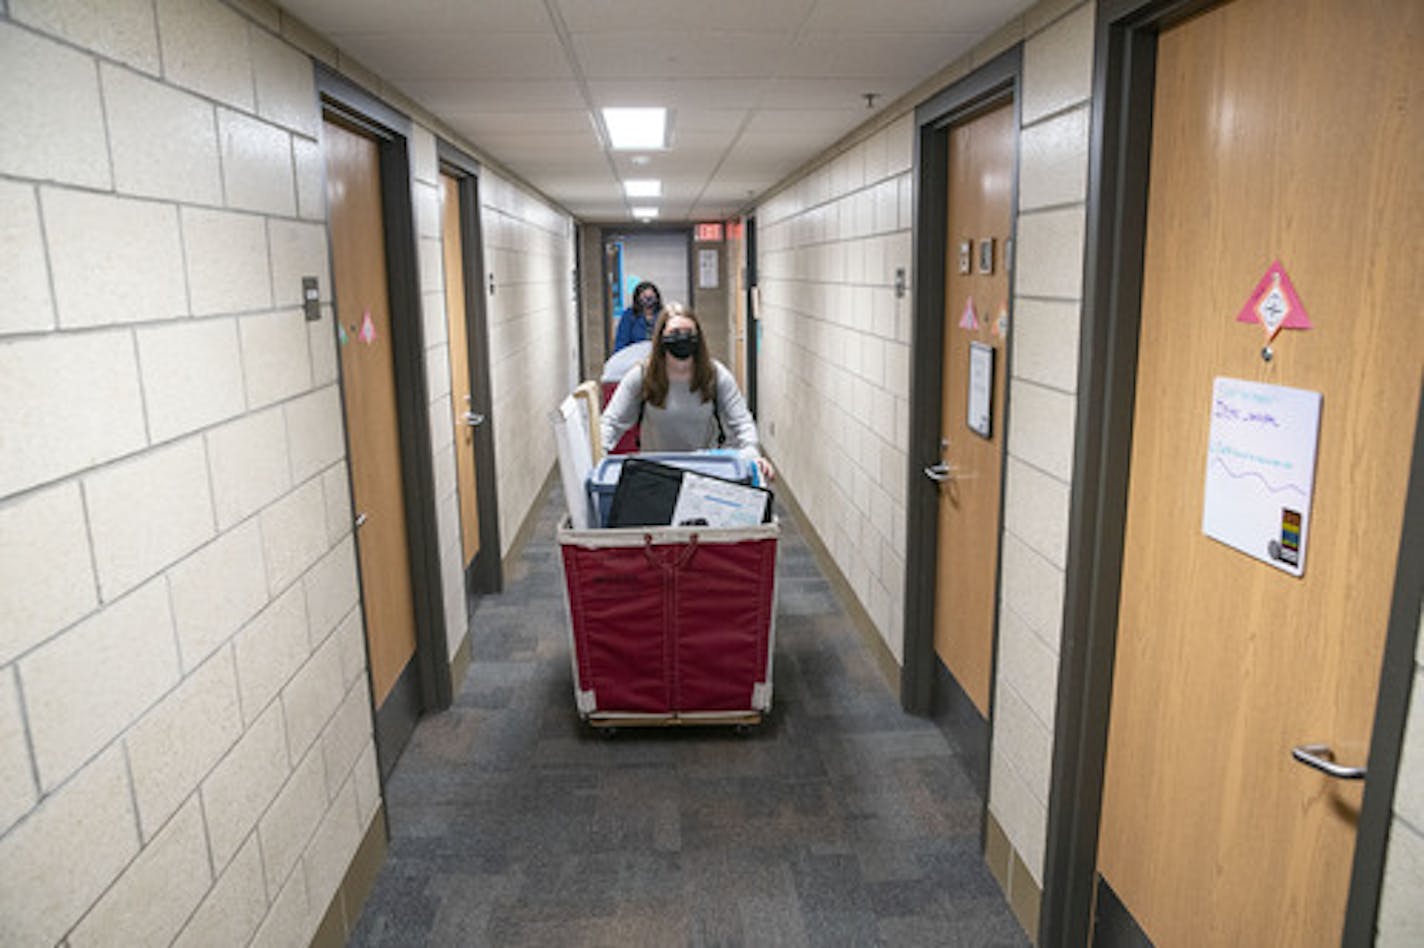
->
[354,512,368,530]
[924,463,952,483]
[462,411,485,427]
[1291,744,1365,780]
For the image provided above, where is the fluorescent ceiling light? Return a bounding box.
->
[632,206,659,219]
[603,107,667,150]
[623,179,661,198]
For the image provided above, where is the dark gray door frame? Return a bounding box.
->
[1039,1,1423,943]
[900,45,1022,720]
[744,215,758,414]
[436,141,503,597]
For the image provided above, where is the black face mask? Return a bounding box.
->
[638,296,659,313]
[662,330,699,360]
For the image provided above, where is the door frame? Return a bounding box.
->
[900,45,1022,798]
[1039,1,1424,943]
[436,140,503,596]
[744,214,759,414]
[316,66,453,781]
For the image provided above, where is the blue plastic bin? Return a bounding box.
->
[586,452,757,527]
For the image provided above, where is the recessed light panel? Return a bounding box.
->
[602,107,667,150]
[623,179,662,198]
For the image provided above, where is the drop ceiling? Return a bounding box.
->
[278,0,1036,222]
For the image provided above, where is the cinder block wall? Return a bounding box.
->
[0,0,576,944]
[755,0,1095,932]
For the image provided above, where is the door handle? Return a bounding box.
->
[924,462,952,483]
[354,512,368,530]
[1291,744,1365,780]
[462,411,485,427]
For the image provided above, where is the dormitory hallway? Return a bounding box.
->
[0,0,1419,946]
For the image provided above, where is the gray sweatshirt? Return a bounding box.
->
[600,360,761,459]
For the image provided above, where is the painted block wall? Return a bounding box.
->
[755,0,1094,901]
[1379,607,1424,945]
[0,0,577,942]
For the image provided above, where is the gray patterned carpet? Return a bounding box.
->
[349,486,1028,947]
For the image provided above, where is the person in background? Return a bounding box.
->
[602,302,775,483]
[613,280,662,352]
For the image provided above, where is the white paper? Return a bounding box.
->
[967,342,993,438]
[550,393,594,529]
[1201,377,1322,576]
[698,248,719,288]
[671,471,765,528]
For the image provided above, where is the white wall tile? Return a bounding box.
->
[220,108,296,216]
[303,781,359,916]
[282,633,344,765]
[206,407,291,530]
[234,584,309,721]
[410,125,438,185]
[1378,818,1424,947]
[303,537,359,645]
[1021,1,1095,125]
[989,746,1047,884]
[101,63,223,205]
[259,477,328,593]
[19,579,178,789]
[285,384,344,484]
[321,681,373,798]
[68,797,212,948]
[155,0,255,110]
[294,135,326,221]
[1395,666,1424,829]
[321,461,354,545]
[239,309,313,408]
[1013,206,1086,301]
[248,858,311,948]
[267,216,327,304]
[0,330,147,498]
[0,748,137,947]
[182,207,273,316]
[0,669,36,836]
[251,25,320,138]
[0,482,97,665]
[334,609,365,690]
[167,520,269,670]
[0,22,111,189]
[42,187,187,329]
[200,700,288,868]
[994,681,1054,805]
[997,603,1060,732]
[173,834,267,948]
[11,0,161,72]
[353,743,380,825]
[1007,379,1076,482]
[1004,456,1071,569]
[258,744,325,893]
[1010,297,1079,393]
[126,650,242,838]
[1000,532,1066,647]
[1019,105,1090,210]
[86,438,216,600]
[309,305,339,385]
[137,318,246,441]
[0,180,54,335]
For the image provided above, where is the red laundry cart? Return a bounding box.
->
[558,519,779,729]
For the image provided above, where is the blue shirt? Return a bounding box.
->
[613,308,655,351]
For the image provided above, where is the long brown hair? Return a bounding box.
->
[642,302,715,408]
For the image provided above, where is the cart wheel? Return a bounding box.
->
[598,726,618,739]
[733,724,754,737]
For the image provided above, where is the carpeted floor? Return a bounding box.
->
[349,486,1028,947]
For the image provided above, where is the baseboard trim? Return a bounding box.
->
[929,655,989,796]
[986,809,1043,944]
[772,471,902,701]
[310,804,388,948]
[449,625,473,694]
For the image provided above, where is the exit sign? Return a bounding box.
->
[695,222,723,242]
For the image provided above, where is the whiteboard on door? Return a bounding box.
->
[1201,377,1322,577]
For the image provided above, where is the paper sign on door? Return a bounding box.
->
[1201,377,1321,577]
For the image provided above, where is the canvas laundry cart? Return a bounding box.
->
[551,384,779,730]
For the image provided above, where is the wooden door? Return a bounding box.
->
[931,102,1014,715]
[1096,1,1423,943]
[440,172,480,568]
[324,118,418,707]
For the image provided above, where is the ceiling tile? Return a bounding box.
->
[744,108,864,134]
[803,0,1025,33]
[330,31,573,81]
[573,32,785,80]
[401,79,585,112]
[779,32,980,79]
[587,79,765,110]
[556,0,814,34]
[761,77,918,110]
[280,0,551,33]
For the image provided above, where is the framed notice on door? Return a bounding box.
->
[1201,377,1321,576]
[967,342,993,438]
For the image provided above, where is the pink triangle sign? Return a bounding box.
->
[958,296,980,331]
[1235,260,1311,342]
[358,309,377,345]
